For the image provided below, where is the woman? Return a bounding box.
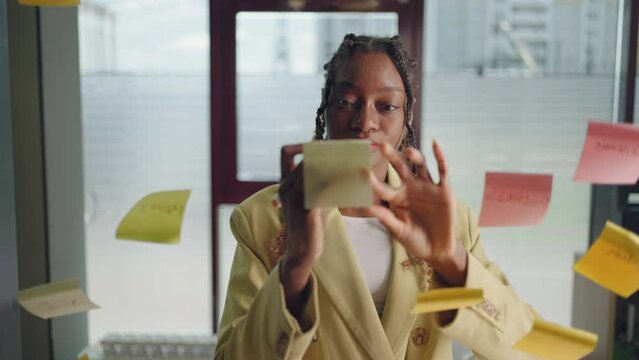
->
[215,34,538,359]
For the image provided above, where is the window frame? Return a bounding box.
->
[209,0,424,331]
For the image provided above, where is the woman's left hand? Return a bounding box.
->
[369,141,468,286]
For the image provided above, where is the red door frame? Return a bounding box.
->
[209,0,424,331]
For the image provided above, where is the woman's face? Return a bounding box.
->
[325,51,407,169]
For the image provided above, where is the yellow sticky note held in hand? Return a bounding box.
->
[573,221,639,297]
[514,319,597,360]
[411,288,483,314]
[18,278,99,319]
[19,0,80,6]
[116,190,191,244]
[303,140,372,209]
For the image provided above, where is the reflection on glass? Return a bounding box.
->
[423,0,618,332]
[236,12,398,181]
[78,0,211,343]
[425,0,617,76]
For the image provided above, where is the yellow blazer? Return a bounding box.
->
[215,168,539,360]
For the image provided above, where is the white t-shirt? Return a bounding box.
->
[341,216,393,317]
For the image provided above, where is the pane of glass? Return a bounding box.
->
[78,0,212,343]
[216,204,237,328]
[423,0,618,336]
[236,12,398,181]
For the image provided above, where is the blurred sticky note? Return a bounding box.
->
[18,278,99,319]
[303,140,372,209]
[573,121,639,184]
[478,172,552,227]
[573,221,639,297]
[514,319,597,360]
[411,288,483,314]
[116,190,191,244]
[19,0,80,6]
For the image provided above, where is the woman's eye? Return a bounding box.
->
[383,104,399,112]
[337,98,355,108]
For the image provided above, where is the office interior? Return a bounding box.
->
[1,0,638,359]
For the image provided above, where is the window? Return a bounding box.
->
[236,12,399,181]
[423,0,619,328]
[78,0,212,343]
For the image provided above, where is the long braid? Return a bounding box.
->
[313,34,419,150]
[314,34,358,140]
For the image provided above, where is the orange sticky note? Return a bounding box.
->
[478,172,552,227]
[514,319,597,360]
[573,221,639,297]
[573,120,639,184]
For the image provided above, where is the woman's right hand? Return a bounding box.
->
[278,144,326,319]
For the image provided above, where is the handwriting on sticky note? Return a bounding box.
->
[514,319,597,360]
[18,0,80,6]
[303,140,372,209]
[411,288,483,314]
[574,120,639,184]
[595,138,639,156]
[18,278,99,319]
[573,221,639,297]
[116,190,191,244]
[478,172,552,227]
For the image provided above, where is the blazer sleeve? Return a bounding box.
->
[215,206,320,360]
[432,205,541,360]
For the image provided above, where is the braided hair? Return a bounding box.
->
[314,34,418,150]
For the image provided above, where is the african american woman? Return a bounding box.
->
[215,34,539,360]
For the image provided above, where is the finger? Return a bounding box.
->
[280,144,304,179]
[369,170,403,203]
[405,147,432,182]
[380,143,413,180]
[432,140,449,184]
[291,163,304,192]
[308,208,323,226]
[369,204,408,241]
[279,165,300,193]
[279,164,305,208]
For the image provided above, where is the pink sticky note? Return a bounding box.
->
[478,172,553,227]
[573,121,639,184]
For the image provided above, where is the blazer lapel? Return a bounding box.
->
[380,242,421,357]
[312,164,418,359]
[380,164,423,357]
[313,207,395,360]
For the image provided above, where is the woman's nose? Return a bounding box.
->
[350,104,379,132]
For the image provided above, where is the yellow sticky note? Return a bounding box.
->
[303,140,372,209]
[116,190,191,244]
[514,319,597,360]
[18,278,99,319]
[18,0,80,6]
[411,288,483,314]
[573,221,639,297]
